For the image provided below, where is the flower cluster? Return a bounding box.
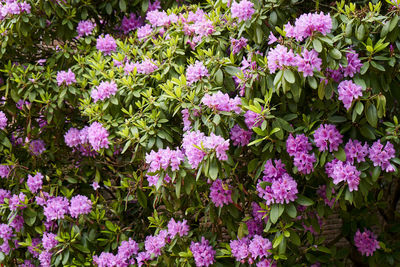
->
[69,195,92,218]
[345,139,369,163]
[296,49,322,77]
[313,124,343,152]
[230,37,248,54]
[231,0,255,22]
[244,110,263,129]
[354,229,380,256]
[369,140,396,172]
[186,61,209,85]
[0,1,31,20]
[182,9,215,46]
[267,45,296,74]
[326,159,360,191]
[190,237,215,267]
[286,134,316,174]
[91,81,118,102]
[29,139,46,156]
[96,34,117,55]
[120,13,142,34]
[343,49,363,77]
[64,122,109,153]
[230,124,252,147]
[230,235,272,264]
[182,131,230,169]
[338,80,363,110]
[201,91,242,114]
[0,111,7,130]
[0,165,10,178]
[285,12,332,41]
[124,59,158,75]
[209,179,233,207]
[27,172,43,193]
[56,69,76,86]
[257,160,298,205]
[76,20,95,37]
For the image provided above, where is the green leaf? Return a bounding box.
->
[273,234,284,248]
[105,221,116,232]
[355,102,364,115]
[215,69,223,85]
[286,203,297,218]
[328,116,347,123]
[270,205,280,224]
[366,104,378,128]
[209,159,219,180]
[296,195,314,206]
[356,24,365,41]
[360,62,369,75]
[360,125,375,139]
[119,0,127,11]
[137,189,147,208]
[283,69,295,84]
[372,166,381,182]
[175,176,182,198]
[334,147,346,162]
[312,39,322,53]
[329,48,342,60]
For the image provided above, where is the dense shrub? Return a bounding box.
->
[0,0,400,266]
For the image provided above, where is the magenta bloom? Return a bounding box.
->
[285,12,332,41]
[230,124,252,147]
[0,111,7,130]
[267,44,296,73]
[244,110,263,129]
[182,109,192,131]
[39,251,52,267]
[231,0,255,22]
[209,179,233,207]
[42,232,58,251]
[43,196,69,221]
[0,165,10,178]
[313,124,343,152]
[96,34,117,55]
[182,131,207,169]
[92,182,100,190]
[56,69,76,86]
[230,237,250,262]
[293,152,316,174]
[64,127,81,147]
[345,139,369,163]
[190,237,216,267]
[144,230,167,257]
[87,122,110,151]
[120,13,142,34]
[230,37,248,54]
[91,81,118,102]
[338,80,363,110]
[146,147,185,172]
[29,139,46,155]
[369,140,396,172]
[9,193,26,211]
[201,92,242,114]
[137,24,153,40]
[167,218,189,239]
[326,160,360,192]
[296,49,322,77]
[77,20,95,37]
[69,195,92,218]
[286,134,312,156]
[10,214,24,232]
[186,61,209,85]
[354,229,380,256]
[27,172,43,194]
[343,49,363,77]
[248,235,272,260]
[0,224,13,241]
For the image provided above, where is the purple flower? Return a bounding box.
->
[77,20,95,37]
[190,237,215,267]
[209,179,233,207]
[343,49,363,77]
[230,237,250,262]
[120,13,142,34]
[338,80,363,110]
[296,49,322,77]
[201,92,242,114]
[145,147,185,173]
[182,131,206,169]
[29,139,46,155]
[117,238,139,260]
[326,160,360,192]
[64,127,81,147]
[270,173,298,204]
[182,109,192,131]
[136,252,151,267]
[203,133,230,161]
[42,232,58,251]
[69,195,92,218]
[293,152,316,174]
[9,193,26,211]
[262,159,286,181]
[267,44,296,73]
[246,219,263,237]
[230,124,252,147]
[136,59,158,74]
[10,215,24,232]
[230,37,248,54]
[145,230,167,257]
[87,122,110,151]
[93,252,116,267]
[167,218,189,239]
[39,251,52,267]
[0,111,7,130]
[186,61,209,85]
[0,224,13,241]
[244,110,263,129]
[0,165,10,178]
[0,189,11,204]
[285,12,332,41]
[248,235,272,260]
[345,139,369,163]
[28,238,41,258]
[268,32,277,45]
[313,124,343,152]
[286,134,312,156]
[91,81,118,102]
[96,34,117,55]
[92,182,100,190]
[231,0,255,22]
[137,24,153,40]
[56,69,76,86]
[43,196,69,221]
[354,229,380,256]
[27,172,43,193]
[369,140,396,172]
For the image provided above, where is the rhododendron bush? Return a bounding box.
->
[1,0,400,265]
